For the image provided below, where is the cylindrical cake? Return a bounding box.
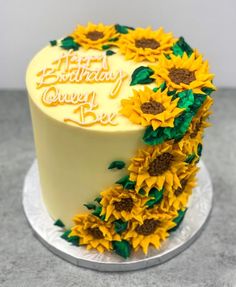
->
[26,23,215,258]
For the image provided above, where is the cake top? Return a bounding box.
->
[26,23,215,132]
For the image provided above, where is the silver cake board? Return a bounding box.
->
[22,160,213,272]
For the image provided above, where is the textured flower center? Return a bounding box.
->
[169,68,196,85]
[87,227,104,239]
[140,100,165,115]
[148,152,174,176]
[190,121,202,138]
[86,31,104,41]
[135,219,160,235]
[174,179,188,196]
[135,38,160,50]
[114,198,134,212]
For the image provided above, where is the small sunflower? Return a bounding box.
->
[123,212,175,254]
[178,95,213,156]
[69,213,120,253]
[165,165,198,210]
[150,52,216,93]
[120,87,184,130]
[100,185,148,223]
[128,142,187,196]
[70,22,118,50]
[117,27,176,62]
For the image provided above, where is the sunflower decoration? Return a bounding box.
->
[178,95,213,156]
[70,22,118,50]
[117,27,176,62]
[164,164,198,210]
[120,87,184,130]
[69,213,121,253]
[123,211,176,254]
[128,142,187,196]
[150,52,216,93]
[100,185,148,223]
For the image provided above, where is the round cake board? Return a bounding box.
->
[22,160,213,272]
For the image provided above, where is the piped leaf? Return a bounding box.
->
[84,203,97,210]
[60,36,80,51]
[172,37,193,57]
[169,209,188,232]
[50,40,57,46]
[185,153,196,164]
[114,220,128,234]
[112,240,131,258]
[54,219,65,228]
[116,175,136,190]
[115,24,134,34]
[106,50,116,56]
[102,44,110,50]
[130,66,155,86]
[61,230,80,246]
[146,188,164,208]
[108,161,125,170]
[94,196,102,203]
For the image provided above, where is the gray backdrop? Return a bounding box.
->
[1,0,235,89]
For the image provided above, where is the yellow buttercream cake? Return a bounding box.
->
[26,23,215,258]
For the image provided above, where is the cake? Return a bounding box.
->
[26,23,215,258]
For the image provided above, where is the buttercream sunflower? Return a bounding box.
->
[100,185,148,223]
[150,52,216,93]
[70,22,118,50]
[69,213,120,253]
[128,142,187,196]
[165,165,198,210]
[178,95,213,156]
[120,87,184,130]
[123,211,176,254]
[117,27,176,62]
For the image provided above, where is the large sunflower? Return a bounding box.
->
[128,142,187,196]
[69,213,120,253]
[165,164,198,210]
[150,52,216,93]
[123,211,175,254]
[70,22,118,50]
[120,87,184,130]
[100,185,148,223]
[117,27,176,62]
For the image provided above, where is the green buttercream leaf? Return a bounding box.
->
[102,44,110,50]
[114,220,128,234]
[108,37,119,42]
[61,230,71,240]
[106,50,116,56]
[177,90,195,110]
[92,206,102,218]
[116,175,136,190]
[169,209,188,232]
[197,143,203,157]
[108,160,125,170]
[61,230,80,246]
[172,37,193,57]
[50,40,57,46]
[54,219,65,228]
[94,196,102,203]
[112,240,131,258]
[153,87,158,92]
[138,188,146,196]
[201,87,215,96]
[114,24,134,34]
[84,203,97,210]
[146,188,164,208]
[185,153,196,164]
[61,36,80,51]
[130,66,155,86]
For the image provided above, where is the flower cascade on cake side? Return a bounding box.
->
[51,23,215,258]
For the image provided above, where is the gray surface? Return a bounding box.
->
[0,89,235,286]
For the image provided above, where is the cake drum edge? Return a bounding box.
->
[22,159,213,272]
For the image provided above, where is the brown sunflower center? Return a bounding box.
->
[190,121,202,138]
[114,198,134,212]
[135,38,160,50]
[169,68,196,85]
[87,227,104,239]
[174,179,188,197]
[148,152,174,176]
[86,31,104,41]
[135,219,161,235]
[140,100,165,115]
